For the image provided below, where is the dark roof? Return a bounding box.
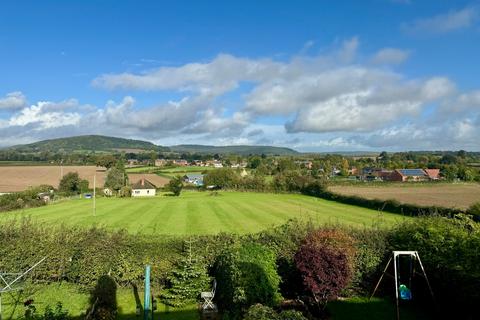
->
[184,174,204,180]
[397,169,426,177]
[131,179,157,190]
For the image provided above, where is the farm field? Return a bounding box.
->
[0,166,106,192]
[329,183,480,209]
[0,166,170,192]
[0,192,405,235]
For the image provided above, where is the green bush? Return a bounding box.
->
[467,201,480,220]
[243,304,308,320]
[243,304,278,320]
[388,215,480,319]
[213,243,282,318]
[349,228,389,294]
[0,185,53,212]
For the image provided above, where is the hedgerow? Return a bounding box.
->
[1,216,479,318]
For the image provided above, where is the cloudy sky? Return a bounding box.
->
[1,0,479,151]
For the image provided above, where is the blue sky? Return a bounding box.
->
[1,0,479,151]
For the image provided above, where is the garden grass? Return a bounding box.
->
[328,296,435,320]
[1,191,407,235]
[0,283,199,320]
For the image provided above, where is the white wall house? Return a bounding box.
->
[131,179,157,197]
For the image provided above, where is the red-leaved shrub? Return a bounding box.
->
[294,229,355,308]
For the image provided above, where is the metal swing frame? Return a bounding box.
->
[370,251,435,320]
[0,257,47,320]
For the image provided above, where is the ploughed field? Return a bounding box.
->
[1,191,405,235]
[329,183,480,209]
[0,165,169,192]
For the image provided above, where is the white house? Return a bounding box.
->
[183,174,204,186]
[131,179,157,197]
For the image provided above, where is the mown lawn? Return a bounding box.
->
[0,283,198,320]
[1,191,406,235]
[1,283,433,320]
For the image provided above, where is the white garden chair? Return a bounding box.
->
[201,279,216,310]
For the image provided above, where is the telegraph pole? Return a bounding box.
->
[93,174,96,216]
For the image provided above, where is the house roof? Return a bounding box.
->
[184,174,204,180]
[424,169,440,178]
[131,179,157,190]
[397,169,427,177]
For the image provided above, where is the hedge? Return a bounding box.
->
[1,216,479,318]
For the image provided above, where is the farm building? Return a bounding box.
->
[388,169,429,182]
[184,174,204,186]
[424,169,440,180]
[131,179,157,197]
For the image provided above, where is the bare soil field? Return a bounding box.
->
[329,183,480,209]
[0,166,170,192]
[0,166,106,192]
[127,173,170,187]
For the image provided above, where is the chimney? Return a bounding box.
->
[141,179,145,186]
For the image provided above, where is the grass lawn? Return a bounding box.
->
[328,296,435,320]
[1,191,406,235]
[0,283,198,320]
[1,283,434,320]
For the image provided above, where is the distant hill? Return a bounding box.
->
[8,135,169,153]
[170,144,299,156]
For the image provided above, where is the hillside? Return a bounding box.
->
[170,144,299,155]
[8,135,168,153]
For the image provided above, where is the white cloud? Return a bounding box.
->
[372,48,410,65]
[2,37,480,151]
[9,100,81,129]
[402,6,479,34]
[0,92,27,110]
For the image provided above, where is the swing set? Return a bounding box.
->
[370,251,436,320]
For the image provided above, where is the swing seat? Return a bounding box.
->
[399,284,412,300]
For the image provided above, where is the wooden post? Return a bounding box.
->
[93,175,96,216]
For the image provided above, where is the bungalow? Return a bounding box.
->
[131,179,157,197]
[184,174,204,186]
[388,169,428,182]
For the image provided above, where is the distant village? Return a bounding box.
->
[126,157,442,183]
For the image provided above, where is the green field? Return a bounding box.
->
[1,192,406,235]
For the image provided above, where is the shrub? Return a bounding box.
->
[467,201,480,220]
[294,229,355,308]
[349,228,389,294]
[213,243,282,318]
[388,215,480,319]
[243,304,278,320]
[243,304,308,320]
[0,186,52,212]
[278,310,308,320]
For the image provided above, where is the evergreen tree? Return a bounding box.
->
[161,239,211,307]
